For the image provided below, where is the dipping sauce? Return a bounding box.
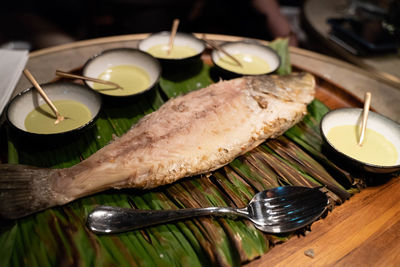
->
[93,65,150,96]
[25,100,92,134]
[147,44,197,59]
[216,54,270,75]
[327,125,398,166]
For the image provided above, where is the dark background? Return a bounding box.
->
[0,0,305,51]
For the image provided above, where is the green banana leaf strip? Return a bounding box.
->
[6,131,18,164]
[126,193,204,267]
[212,168,255,205]
[268,38,292,75]
[229,157,280,191]
[166,181,239,266]
[259,144,343,203]
[219,219,268,263]
[136,191,213,266]
[306,98,330,125]
[266,136,352,200]
[114,193,202,267]
[285,102,356,187]
[168,177,268,265]
[255,145,319,187]
[191,178,266,265]
[206,174,269,262]
[96,193,187,267]
[159,61,214,98]
[238,151,282,188]
[0,223,17,267]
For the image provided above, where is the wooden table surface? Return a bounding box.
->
[10,33,400,266]
[302,0,400,87]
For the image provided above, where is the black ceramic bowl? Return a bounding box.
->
[82,48,161,98]
[6,82,102,141]
[211,40,281,78]
[138,32,205,66]
[320,108,400,174]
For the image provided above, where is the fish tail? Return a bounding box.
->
[0,164,59,219]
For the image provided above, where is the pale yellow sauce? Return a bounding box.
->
[25,100,92,134]
[327,125,398,166]
[147,44,197,59]
[92,65,150,96]
[216,53,270,75]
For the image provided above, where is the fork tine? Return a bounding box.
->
[257,197,327,222]
[248,187,328,227]
[265,197,328,220]
[272,207,326,225]
[258,186,323,203]
[257,209,326,228]
[254,201,327,227]
[260,188,325,208]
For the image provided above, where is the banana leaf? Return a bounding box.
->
[0,38,357,266]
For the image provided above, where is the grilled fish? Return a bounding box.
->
[0,72,315,219]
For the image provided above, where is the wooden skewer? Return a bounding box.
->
[167,18,180,55]
[358,92,371,146]
[55,70,122,89]
[202,34,243,67]
[23,69,65,125]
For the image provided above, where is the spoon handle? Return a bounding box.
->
[87,205,244,234]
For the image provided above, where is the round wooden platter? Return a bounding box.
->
[9,34,400,266]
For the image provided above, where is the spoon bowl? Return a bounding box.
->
[87,186,328,234]
[245,186,328,233]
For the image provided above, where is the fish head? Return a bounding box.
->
[246,72,316,105]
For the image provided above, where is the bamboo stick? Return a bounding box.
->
[55,70,122,89]
[23,69,65,124]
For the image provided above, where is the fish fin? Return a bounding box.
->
[0,164,59,219]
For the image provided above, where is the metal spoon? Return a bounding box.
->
[87,186,328,234]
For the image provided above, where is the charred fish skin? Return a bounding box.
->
[0,73,316,219]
